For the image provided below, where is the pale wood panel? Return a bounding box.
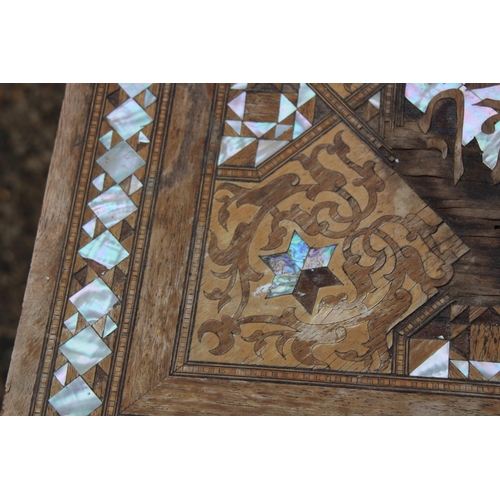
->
[121,375,500,415]
[2,84,95,416]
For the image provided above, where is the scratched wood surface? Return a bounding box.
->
[4,83,500,415]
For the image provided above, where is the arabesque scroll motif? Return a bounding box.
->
[190,125,468,374]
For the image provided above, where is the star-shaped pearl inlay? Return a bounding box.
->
[260,232,341,313]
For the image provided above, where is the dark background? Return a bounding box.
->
[0,83,66,406]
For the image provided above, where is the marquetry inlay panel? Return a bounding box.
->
[176,121,468,377]
[15,83,500,416]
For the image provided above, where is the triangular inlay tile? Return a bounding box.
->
[218,136,256,165]
[470,306,488,323]
[99,131,113,151]
[297,83,315,108]
[451,327,470,359]
[470,361,500,381]
[450,304,468,321]
[275,124,293,139]
[226,120,242,135]
[144,88,156,108]
[54,363,68,387]
[244,122,276,138]
[293,111,312,139]
[64,313,79,334]
[138,131,149,144]
[74,267,88,287]
[129,175,143,195]
[255,140,289,166]
[409,339,446,372]
[278,95,296,122]
[410,342,450,378]
[92,173,105,192]
[450,359,469,378]
[450,323,469,340]
[82,218,97,238]
[228,92,246,120]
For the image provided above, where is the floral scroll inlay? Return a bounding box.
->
[189,124,469,373]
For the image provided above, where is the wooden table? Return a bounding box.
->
[3,83,500,415]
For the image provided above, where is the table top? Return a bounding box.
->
[3,83,500,415]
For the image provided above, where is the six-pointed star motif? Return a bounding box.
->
[260,232,341,313]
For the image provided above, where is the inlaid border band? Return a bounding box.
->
[31,83,173,415]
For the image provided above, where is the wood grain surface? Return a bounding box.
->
[120,83,216,411]
[389,98,500,305]
[2,84,94,416]
[121,375,500,415]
